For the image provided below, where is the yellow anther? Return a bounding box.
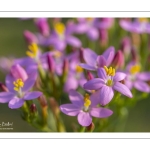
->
[130,65,141,74]
[104,66,116,76]
[84,94,91,107]
[13,79,24,91]
[75,65,83,73]
[54,22,65,35]
[138,18,148,23]
[26,43,38,58]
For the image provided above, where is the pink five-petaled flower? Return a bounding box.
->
[79,46,115,71]
[60,90,113,127]
[0,64,42,109]
[84,66,133,106]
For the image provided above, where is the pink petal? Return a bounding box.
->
[77,111,92,126]
[99,86,114,106]
[113,72,126,82]
[0,92,15,103]
[60,104,80,116]
[24,91,42,100]
[22,78,36,92]
[66,36,81,47]
[8,97,24,109]
[97,68,107,80]
[102,46,115,66]
[83,78,105,90]
[79,63,96,71]
[83,48,97,66]
[137,72,150,81]
[96,55,107,68]
[87,27,99,40]
[69,90,84,106]
[113,82,133,98]
[134,81,150,92]
[90,107,113,118]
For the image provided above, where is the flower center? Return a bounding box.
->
[130,65,140,74]
[54,22,65,37]
[104,66,116,76]
[13,79,24,91]
[106,79,113,86]
[26,43,38,59]
[83,93,91,111]
[75,65,83,73]
[53,51,62,58]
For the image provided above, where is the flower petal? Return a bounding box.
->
[87,27,99,40]
[60,104,80,116]
[102,46,115,66]
[77,111,92,126]
[24,91,42,100]
[97,68,107,80]
[90,90,101,107]
[5,74,15,93]
[69,90,84,106]
[137,72,150,81]
[113,72,126,82]
[79,63,96,71]
[96,55,107,68]
[83,78,105,90]
[0,92,15,103]
[99,86,114,106]
[64,75,78,92]
[90,107,113,118]
[83,48,97,66]
[113,82,132,98]
[134,81,150,92]
[8,97,24,109]
[66,36,81,47]
[22,78,36,93]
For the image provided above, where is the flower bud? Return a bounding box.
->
[86,122,95,132]
[63,59,69,76]
[10,64,28,81]
[79,47,84,62]
[99,29,108,46]
[47,53,55,74]
[23,30,38,45]
[112,50,124,69]
[35,18,50,37]
[38,95,47,107]
[131,46,139,62]
[30,103,37,114]
[120,37,131,56]
[49,97,60,116]
[87,71,94,80]
[0,83,8,92]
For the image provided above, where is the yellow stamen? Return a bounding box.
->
[84,94,91,107]
[104,66,116,76]
[13,79,24,91]
[75,65,83,73]
[130,65,141,74]
[54,22,65,35]
[26,43,38,58]
[138,18,148,23]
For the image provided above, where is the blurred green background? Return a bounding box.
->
[0,18,150,132]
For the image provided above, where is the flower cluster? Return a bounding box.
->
[0,18,150,132]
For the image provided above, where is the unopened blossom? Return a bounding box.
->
[125,61,150,92]
[0,65,42,109]
[79,46,115,71]
[60,90,113,126]
[84,66,132,106]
